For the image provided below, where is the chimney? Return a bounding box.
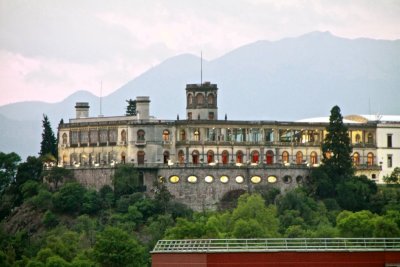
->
[136,96,150,120]
[75,102,90,119]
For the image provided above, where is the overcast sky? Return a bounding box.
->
[0,0,399,106]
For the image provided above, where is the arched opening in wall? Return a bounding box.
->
[163,151,170,164]
[283,175,292,184]
[194,129,200,141]
[121,152,126,164]
[352,152,360,166]
[236,150,243,163]
[62,133,67,145]
[266,150,274,165]
[187,93,193,106]
[207,94,214,106]
[251,150,259,164]
[296,151,303,165]
[178,150,185,164]
[62,154,68,165]
[121,130,127,143]
[310,151,318,165]
[221,150,229,165]
[296,175,303,183]
[218,189,246,211]
[355,134,361,143]
[367,152,374,166]
[367,133,373,144]
[180,129,186,141]
[137,151,145,165]
[196,93,204,106]
[162,130,170,141]
[207,150,214,164]
[371,174,376,180]
[137,129,145,141]
[282,151,289,164]
[192,150,199,164]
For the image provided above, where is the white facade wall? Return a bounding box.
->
[376,123,400,182]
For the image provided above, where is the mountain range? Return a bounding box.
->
[1,31,399,159]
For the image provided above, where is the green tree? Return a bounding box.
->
[52,182,86,213]
[93,227,145,267]
[15,156,43,186]
[373,216,400,237]
[43,167,73,190]
[40,115,57,159]
[383,167,400,184]
[42,211,59,228]
[321,105,353,180]
[125,99,137,116]
[112,165,143,197]
[0,152,21,194]
[336,210,377,237]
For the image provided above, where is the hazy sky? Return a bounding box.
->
[0,0,399,106]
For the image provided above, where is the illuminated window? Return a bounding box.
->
[355,134,361,143]
[169,175,179,183]
[352,152,360,166]
[205,175,214,183]
[194,129,200,141]
[251,176,261,184]
[251,151,259,163]
[178,150,185,164]
[282,151,289,164]
[296,151,303,165]
[367,152,374,166]
[267,176,277,183]
[162,130,170,141]
[266,150,274,165]
[207,150,214,163]
[187,175,197,183]
[221,150,229,164]
[236,150,243,163]
[220,175,229,183]
[235,175,244,184]
[310,151,318,165]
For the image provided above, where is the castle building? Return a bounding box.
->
[58,82,399,209]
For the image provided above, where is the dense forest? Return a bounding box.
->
[0,107,399,267]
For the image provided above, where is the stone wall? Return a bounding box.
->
[71,166,310,211]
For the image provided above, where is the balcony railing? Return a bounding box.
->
[152,238,400,253]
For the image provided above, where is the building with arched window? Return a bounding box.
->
[58,80,399,203]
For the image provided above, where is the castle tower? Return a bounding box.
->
[75,102,89,118]
[186,82,218,120]
[136,96,150,120]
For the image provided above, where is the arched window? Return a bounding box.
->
[207,150,214,164]
[367,133,373,144]
[121,130,126,143]
[222,150,229,164]
[180,129,186,141]
[355,134,361,143]
[178,150,185,164]
[282,151,289,164]
[310,151,318,165]
[192,150,199,164]
[62,133,67,145]
[187,93,193,105]
[251,150,259,163]
[196,93,204,105]
[194,129,200,141]
[162,129,170,141]
[163,151,170,164]
[296,151,303,165]
[121,152,126,164]
[266,150,274,165]
[236,150,243,163]
[137,129,145,141]
[352,152,360,166]
[367,152,374,166]
[207,94,214,105]
[137,151,145,165]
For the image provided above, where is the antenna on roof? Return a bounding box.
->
[99,81,104,117]
[368,97,371,116]
[200,51,203,85]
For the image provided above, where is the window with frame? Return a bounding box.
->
[62,133,68,145]
[282,151,289,163]
[196,93,204,105]
[310,151,318,165]
[178,150,185,164]
[80,131,89,144]
[180,129,186,141]
[187,93,193,105]
[388,134,392,148]
[367,152,374,166]
[162,130,170,141]
[121,130,127,143]
[109,129,117,143]
[90,130,98,144]
[236,150,243,163]
[208,112,214,120]
[71,131,79,145]
[353,152,360,166]
[194,129,200,141]
[296,151,303,165]
[388,155,393,168]
[207,94,214,105]
[221,150,229,164]
[99,129,108,144]
[251,150,259,163]
[137,129,145,141]
[266,150,274,165]
[207,150,214,164]
[367,133,373,144]
[192,150,199,164]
